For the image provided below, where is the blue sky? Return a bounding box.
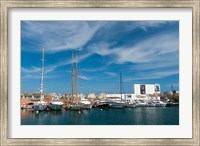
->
[21,21,179,94]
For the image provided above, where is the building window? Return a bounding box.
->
[140,85,146,94]
[155,85,160,92]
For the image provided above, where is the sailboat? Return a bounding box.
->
[109,73,126,109]
[120,73,136,108]
[34,48,47,112]
[66,50,82,111]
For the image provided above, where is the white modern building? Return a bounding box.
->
[133,84,161,100]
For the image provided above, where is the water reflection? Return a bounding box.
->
[21,107,179,125]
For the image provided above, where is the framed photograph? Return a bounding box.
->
[1,0,199,145]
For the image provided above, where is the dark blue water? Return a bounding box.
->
[21,107,179,125]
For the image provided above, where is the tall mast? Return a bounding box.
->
[40,48,44,101]
[75,49,79,101]
[71,51,74,100]
[120,72,122,100]
[171,84,174,91]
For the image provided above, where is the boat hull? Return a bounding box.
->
[109,105,125,109]
[69,106,81,111]
[80,104,92,109]
[125,103,136,108]
[49,104,63,111]
[109,103,125,109]
[135,103,147,107]
[166,102,179,107]
[155,104,167,107]
[65,104,82,111]
[96,103,110,108]
[34,104,47,111]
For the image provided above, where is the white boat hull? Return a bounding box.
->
[49,100,64,111]
[135,103,147,107]
[34,103,47,111]
[49,104,63,110]
[80,104,92,109]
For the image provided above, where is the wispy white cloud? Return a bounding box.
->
[104,72,118,77]
[124,21,167,32]
[125,70,178,81]
[23,73,60,79]
[22,21,106,53]
[82,63,111,72]
[21,66,41,73]
[22,52,92,76]
[89,32,178,67]
[79,75,90,80]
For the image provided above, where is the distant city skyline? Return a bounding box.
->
[21,21,179,94]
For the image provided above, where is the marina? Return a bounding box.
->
[20,21,180,126]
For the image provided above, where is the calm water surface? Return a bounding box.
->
[21,107,179,125]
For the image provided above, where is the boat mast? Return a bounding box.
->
[120,73,122,101]
[171,84,174,99]
[171,84,174,91]
[71,51,74,100]
[40,48,44,101]
[75,49,79,102]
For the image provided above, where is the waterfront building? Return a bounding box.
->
[86,93,96,99]
[49,93,62,99]
[133,84,161,100]
[97,93,107,99]
[79,93,85,99]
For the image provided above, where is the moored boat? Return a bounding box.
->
[95,101,110,108]
[65,102,82,111]
[109,102,125,109]
[166,102,179,107]
[34,101,47,111]
[153,100,167,107]
[125,102,136,108]
[135,100,147,107]
[146,101,156,107]
[79,98,92,109]
[49,99,64,111]
[34,48,47,112]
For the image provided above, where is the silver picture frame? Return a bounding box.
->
[0,0,199,145]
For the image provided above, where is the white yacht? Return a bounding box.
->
[125,101,136,108]
[153,100,167,107]
[49,99,64,111]
[146,101,156,107]
[79,98,92,109]
[135,100,147,107]
[104,100,126,109]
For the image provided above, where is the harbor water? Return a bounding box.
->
[21,106,179,125]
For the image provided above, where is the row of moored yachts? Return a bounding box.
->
[33,98,178,112]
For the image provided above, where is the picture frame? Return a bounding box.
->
[0,0,199,145]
